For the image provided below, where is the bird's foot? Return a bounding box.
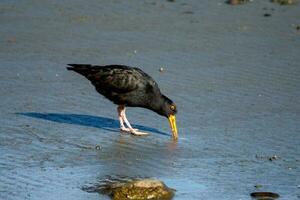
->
[120,127,149,136]
[130,129,149,136]
[120,127,138,132]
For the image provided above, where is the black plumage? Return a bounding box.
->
[67,64,178,139]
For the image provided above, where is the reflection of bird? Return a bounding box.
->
[67,64,178,140]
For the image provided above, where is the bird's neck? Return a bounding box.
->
[148,94,166,117]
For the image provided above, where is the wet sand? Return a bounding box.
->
[1,0,300,199]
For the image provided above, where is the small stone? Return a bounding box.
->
[240,26,249,31]
[8,38,16,43]
[296,25,300,30]
[95,145,101,150]
[271,0,297,5]
[269,155,279,161]
[250,192,280,199]
[264,13,272,17]
[133,50,137,54]
[226,0,250,5]
[159,67,164,72]
[182,11,194,14]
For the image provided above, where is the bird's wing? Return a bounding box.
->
[92,66,146,93]
[67,64,155,93]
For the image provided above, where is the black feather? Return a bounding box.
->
[67,64,176,117]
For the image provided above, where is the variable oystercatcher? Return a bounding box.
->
[67,64,178,140]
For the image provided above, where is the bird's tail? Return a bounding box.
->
[67,64,92,71]
[66,64,96,77]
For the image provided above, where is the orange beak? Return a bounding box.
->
[168,114,178,140]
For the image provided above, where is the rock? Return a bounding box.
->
[269,155,280,161]
[159,67,164,72]
[271,0,297,5]
[112,179,174,200]
[264,13,272,17]
[226,0,250,5]
[250,192,280,199]
[90,178,175,200]
[7,37,16,43]
[95,145,101,150]
[182,11,194,15]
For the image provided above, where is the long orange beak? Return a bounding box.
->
[168,114,178,140]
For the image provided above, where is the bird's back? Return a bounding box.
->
[67,64,160,106]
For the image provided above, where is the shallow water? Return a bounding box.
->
[1,0,300,199]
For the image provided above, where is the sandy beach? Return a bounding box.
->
[1,0,300,199]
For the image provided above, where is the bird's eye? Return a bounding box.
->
[170,105,176,111]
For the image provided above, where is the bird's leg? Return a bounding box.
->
[117,105,148,136]
[117,105,129,132]
[123,110,149,136]
[118,105,136,132]
[121,107,134,130]
[120,107,139,132]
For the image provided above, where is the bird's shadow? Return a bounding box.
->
[17,112,169,136]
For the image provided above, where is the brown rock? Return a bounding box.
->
[227,0,250,5]
[112,179,174,200]
[271,0,297,5]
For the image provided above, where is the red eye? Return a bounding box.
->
[170,105,175,111]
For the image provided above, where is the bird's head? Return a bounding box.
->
[158,95,178,140]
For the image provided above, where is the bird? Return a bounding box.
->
[66,64,178,140]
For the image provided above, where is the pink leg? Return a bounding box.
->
[117,105,148,136]
[117,105,128,131]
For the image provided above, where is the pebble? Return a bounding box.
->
[264,13,272,17]
[250,192,280,199]
[269,155,279,161]
[159,67,164,72]
[227,0,250,5]
[7,37,16,43]
[183,11,194,14]
[95,145,101,150]
[271,0,296,5]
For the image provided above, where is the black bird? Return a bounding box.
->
[67,64,178,140]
